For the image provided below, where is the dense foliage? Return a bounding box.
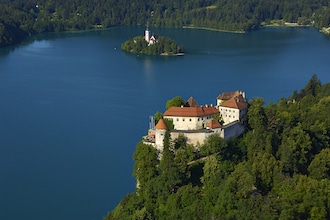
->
[165,96,186,110]
[1,0,330,47]
[104,75,330,219]
[121,36,184,55]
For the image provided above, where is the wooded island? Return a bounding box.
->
[121,28,184,56]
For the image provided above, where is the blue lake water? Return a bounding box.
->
[0,26,330,220]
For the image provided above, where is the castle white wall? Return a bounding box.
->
[155,129,166,151]
[219,107,240,124]
[217,99,224,106]
[164,116,214,130]
[219,107,247,125]
[222,121,245,140]
[171,131,209,146]
[168,121,244,147]
[146,121,245,151]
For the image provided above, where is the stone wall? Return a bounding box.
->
[145,121,245,150]
[170,130,210,146]
[222,121,245,140]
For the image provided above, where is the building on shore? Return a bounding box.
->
[143,91,248,151]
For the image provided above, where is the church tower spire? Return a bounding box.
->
[145,22,150,43]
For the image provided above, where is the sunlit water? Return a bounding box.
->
[0,26,329,220]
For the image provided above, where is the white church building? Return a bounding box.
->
[145,27,158,46]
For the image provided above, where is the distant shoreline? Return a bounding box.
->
[261,22,330,35]
[182,23,329,35]
[261,22,312,28]
[1,23,328,49]
[182,26,245,34]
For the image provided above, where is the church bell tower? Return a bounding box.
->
[145,26,150,43]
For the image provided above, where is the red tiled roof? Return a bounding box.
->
[186,97,199,107]
[217,90,241,100]
[164,106,219,117]
[206,119,221,129]
[155,118,168,130]
[220,95,248,110]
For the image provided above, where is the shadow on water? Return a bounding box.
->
[0,27,122,58]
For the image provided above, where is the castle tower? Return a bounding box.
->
[155,118,168,151]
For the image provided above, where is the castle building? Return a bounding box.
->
[163,97,219,130]
[143,92,248,151]
[217,90,243,105]
[217,91,248,125]
[163,105,219,130]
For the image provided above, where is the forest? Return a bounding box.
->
[1,0,330,47]
[104,75,330,219]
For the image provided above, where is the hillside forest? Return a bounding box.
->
[1,0,330,47]
[105,74,330,219]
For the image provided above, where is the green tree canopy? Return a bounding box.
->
[308,148,330,180]
[165,96,185,110]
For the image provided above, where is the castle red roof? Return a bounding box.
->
[186,97,199,107]
[164,106,219,117]
[155,118,168,130]
[217,90,241,101]
[220,95,248,110]
[206,119,221,129]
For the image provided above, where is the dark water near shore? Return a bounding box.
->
[0,26,329,220]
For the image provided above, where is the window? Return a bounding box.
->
[189,119,192,121]
[176,118,179,121]
[183,118,185,121]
